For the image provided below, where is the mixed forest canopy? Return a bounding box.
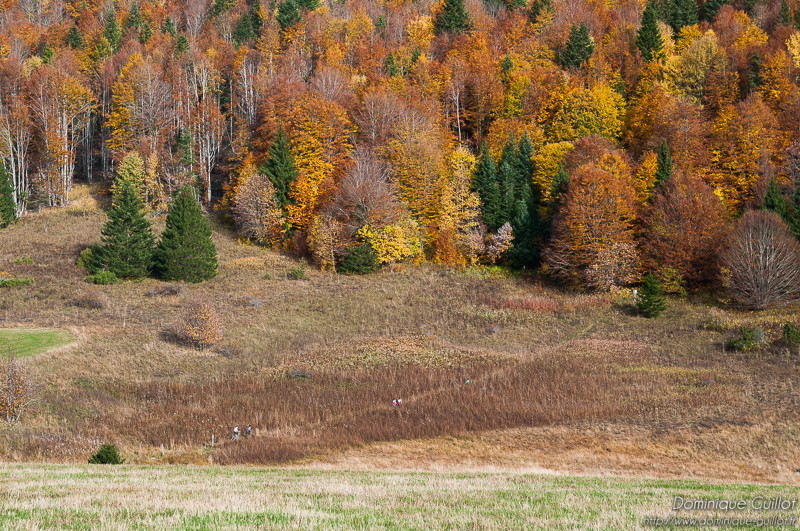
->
[2,0,800,299]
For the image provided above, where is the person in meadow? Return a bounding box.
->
[245,425,251,437]
[233,426,239,441]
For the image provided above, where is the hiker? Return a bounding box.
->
[245,425,251,437]
[233,426,239,441]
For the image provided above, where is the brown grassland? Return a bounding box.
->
[0,185,798,484]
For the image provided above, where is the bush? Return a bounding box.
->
[287,259,306,280]
[86,271,118,285]
[783,322,800,345]
[338,243,380,275]
[76,245,101,273]
[0,276,33,288]
[176,298,223,350]
[12,256,33,264]
[727,327,768,352]
[68,290,107,310]
[88,443,124,464]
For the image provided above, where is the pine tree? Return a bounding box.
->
[636,3,664,62]
[104,11,121,52]
[296,0,319,9]
[637,273,667,318]
[233,12,255,46]
[528,0,552,24]
[277,0,301,31]
[559,23,594,69]
[153,187,218,283]
[123,3,142,31]
[497,161,516,224]
[779,0,791,24]
[260,125,298,209]
[763,178,788,219]
[140,21,152,44]
[472,144,501,231]
[96,179,155,279]
[162,16,177,37]
[66,25,84,49]
[509,178,543,269]
[703,0,727,21]
[0,163,17,229]
[669,0,698,32]
[433,0,471,36]
[385,53,399,77]
[788,185,800,240]
[516,132,536,196]
[654,142,673,191]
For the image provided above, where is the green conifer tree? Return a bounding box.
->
[175,34,189,54]
[636,3,664,62]
[433,0,472,35]
[637,273,667,318]
[0,163,17,229]
[559,23,594,69]
[123,3,142,31]
[779,0,791,24]
[669,0,698,32]
[66,25,84,49]
[509,181,543,269]
[472,144,501,231]
[153,187,218,283]
[277,0,301,31]
[654,142,673,191]
[96,179,155,279]
[260,124,298,209]
[162,16,177,37]
[788,185,800,240]
[385,53,399,77]
[763,178,788,219]
[703,0,727,21]
[104,11,122,52]
[296,0,319,9]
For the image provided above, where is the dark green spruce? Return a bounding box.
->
[153,187,218,283]
[260,124,298,209]
[637,273,667,318]
[95,179,155,279]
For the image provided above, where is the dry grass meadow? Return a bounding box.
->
[0,185,799,491]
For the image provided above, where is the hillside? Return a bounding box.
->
[0,190,798,485]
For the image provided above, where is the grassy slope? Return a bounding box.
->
[0,185,798,484]
[0,464,798,530]
[0,328,74,358]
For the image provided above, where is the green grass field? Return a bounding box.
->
[0,465,797,530]
[0,328,74,358]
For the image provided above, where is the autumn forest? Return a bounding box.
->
[2,0,800,300]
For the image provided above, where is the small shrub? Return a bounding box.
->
[338,243,380,275]
[703,308,733,331]
[68,290,107,310]
[86,271,118,285]
[0,275,34,288]
[88,443,124,464]
[176,298,223,350]
[727,327,768,352]
[76,245,100,273]
[12,256,33,265]
[783,322,800,345]
[287,259,306,280]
